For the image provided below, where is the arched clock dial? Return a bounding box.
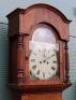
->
[29,41,58,80]
[29,24,59,80]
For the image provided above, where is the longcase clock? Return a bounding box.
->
[7,3,71,100]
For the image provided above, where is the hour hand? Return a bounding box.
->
[43,49,46,58]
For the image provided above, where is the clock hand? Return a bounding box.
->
[42,48,46,58]
[44,54,55,61]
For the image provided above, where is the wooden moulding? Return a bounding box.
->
[8,82,71,93]
[7,3,71,41]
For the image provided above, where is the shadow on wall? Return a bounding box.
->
[0,23,13,100]
[63,84,76,100]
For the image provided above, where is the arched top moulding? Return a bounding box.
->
[7,3,71,41]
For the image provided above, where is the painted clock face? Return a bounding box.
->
[29,24,58,80]
[29,41,58,80]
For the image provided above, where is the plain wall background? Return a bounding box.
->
[0,0,76,100]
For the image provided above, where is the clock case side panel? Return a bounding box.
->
[7,8,37,85]
[7,11,26,84]
[59,40,70,83]
[9,37,17,83]
[8,11,19,84]
[9,35,26,84]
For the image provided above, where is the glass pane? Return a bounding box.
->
[29,25,58,80]
[32,25,56,44]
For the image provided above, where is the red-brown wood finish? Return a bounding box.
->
[7,3,71,100]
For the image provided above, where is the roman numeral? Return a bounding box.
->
[36,70,40,75]
[51,66,55,70]
[53,60,57,63]
[43,72,45,78]
[31,59,35,62]
[32,65,36,70]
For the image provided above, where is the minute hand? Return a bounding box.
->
[44,55,55,60]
